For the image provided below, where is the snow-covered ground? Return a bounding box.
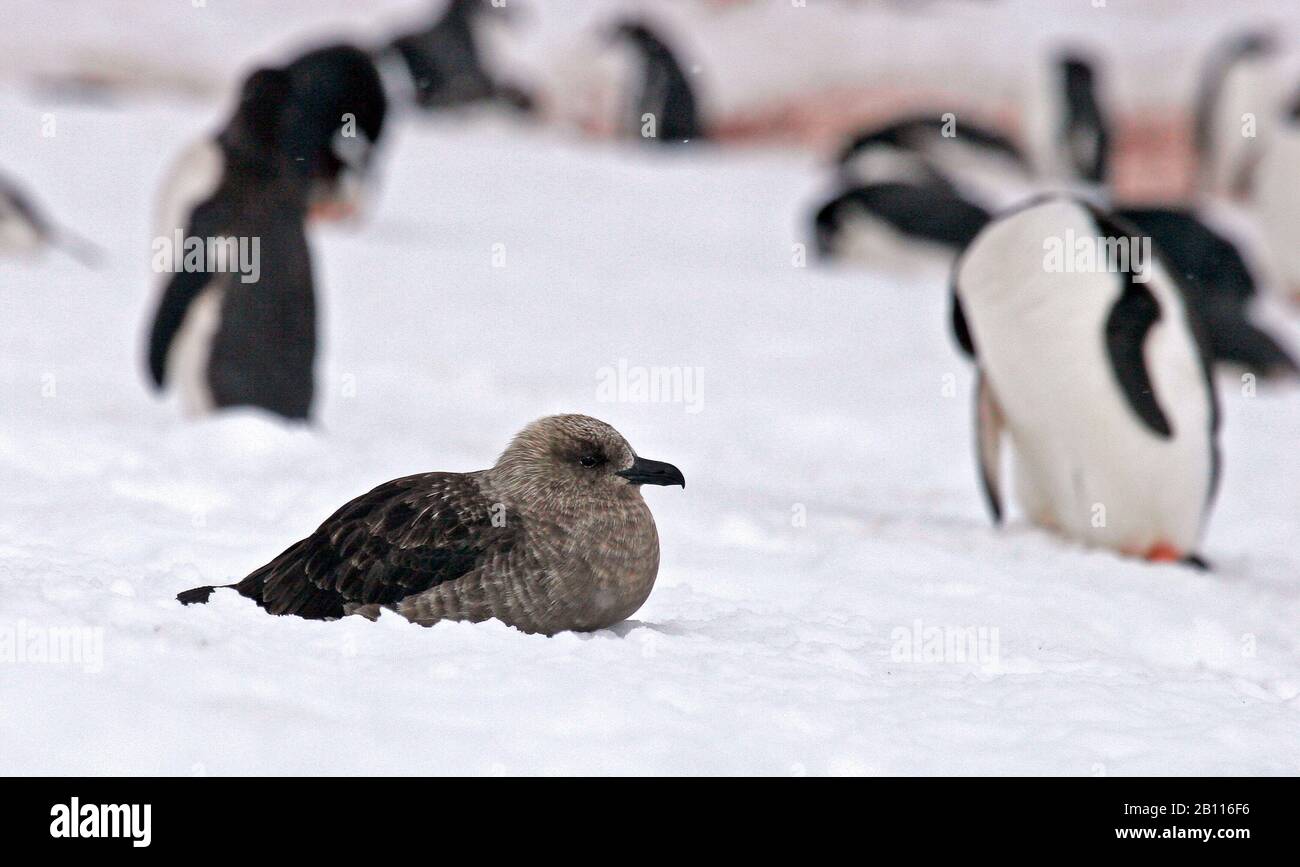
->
[3,4,1300,775]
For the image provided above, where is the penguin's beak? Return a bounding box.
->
[617,457,685,488]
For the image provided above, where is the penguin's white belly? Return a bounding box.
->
[167,284,225,417]
[155,138,223,240]
[986,312,1211,554]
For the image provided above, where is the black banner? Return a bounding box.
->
[3,777,1290,853]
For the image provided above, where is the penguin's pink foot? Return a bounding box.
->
[1145,542,1183,563]
[308,200,358,223]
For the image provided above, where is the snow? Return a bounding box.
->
[2,3,1300,776]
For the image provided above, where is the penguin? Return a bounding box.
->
[815,113,1020,270]
[1194,29,1281,198]
[1024,50,1110,188]
[1116,206,1297,379]
[950,196,1219,564]
[608,20,704,145]
[0,172,102,265]
[145,68,318,421]
[155,44,389,238]
[385,0,532,113]
[835,114,1033,209]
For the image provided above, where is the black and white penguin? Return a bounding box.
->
[815,114,1022,270]
[146,68,318,421]
[1025,50,1110,188]
[1116,206,1297,379]
[1194,29,1281,198]
[156,44,389,236]
[0,172,101,265]
[836,114,1033,209]
[951,196,1219,564]
[608,19,704,145]
[384,0,532,113]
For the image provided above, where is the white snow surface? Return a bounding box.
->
[3,22,1300,775]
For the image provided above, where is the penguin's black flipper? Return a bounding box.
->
[1104,274,1174,439]
[975,369,1005,524]
[146,266,218,388]
[145,197,228,389]
[1208,314,1299,379]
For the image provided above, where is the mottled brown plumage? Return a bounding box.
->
[177,415,684,634]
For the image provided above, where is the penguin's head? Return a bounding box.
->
[283,45,389,221]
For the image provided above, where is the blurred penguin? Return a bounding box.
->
[1194,29,1283,198]
[0,172,102,266]
[384,0,533,113]
[836,114,1035,211]
[816,114,1027,271]
[1024,49,1110,190]
[146,68,320,420]
[608,19,704,145]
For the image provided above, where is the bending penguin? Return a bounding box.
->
[951,196,1219,565]
[835,114,1034,210]
[608,19,704,144]
[146,68,319,420]
[813,116,1022,269]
